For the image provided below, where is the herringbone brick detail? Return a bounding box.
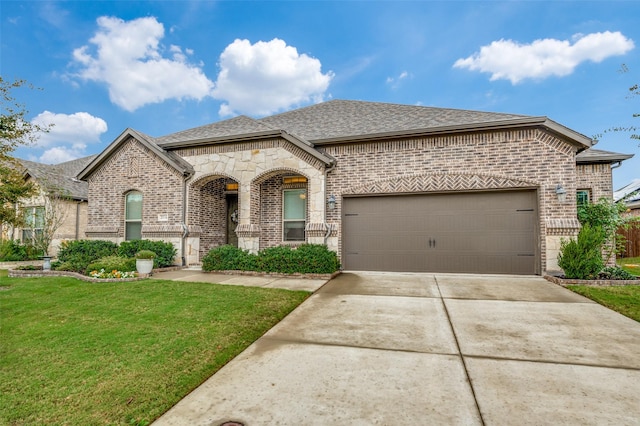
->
[343,172,537,195]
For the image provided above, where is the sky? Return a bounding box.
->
[1,0,639,189]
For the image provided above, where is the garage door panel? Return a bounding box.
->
[343,191,537,275]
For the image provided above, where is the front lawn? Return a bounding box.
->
[567,285,640,322]
[617,256,640,276]
[0,271,309,425]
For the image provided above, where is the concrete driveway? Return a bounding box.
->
[153,272,640,425]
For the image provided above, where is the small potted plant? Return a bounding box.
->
[135,250,156,276]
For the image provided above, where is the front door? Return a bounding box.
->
[226,195,238,247]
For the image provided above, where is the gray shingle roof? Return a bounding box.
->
[156,115,277,145]
[259,100,531,142]
[18,155,97,200]
[153,100,533,146]
[576,148,634,164]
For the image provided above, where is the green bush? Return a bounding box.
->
[55,240,118,273]
[202,244,340,274]
[0,239,41,261]
[598,266,637,280]
[202,245,257,271]
[86,256,136,275]
[118,240,176,268]
[558,224,606,280]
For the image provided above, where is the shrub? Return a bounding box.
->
[598,266,637,280]
[118,240,176,268]
[86,255,136,275]
[558,224,606,280]
[202,244,340,274]
[202,245,257,271]
[0,239,41,261]
[257,246,298,273]
[257,244,340,274]
[55,240,118,273]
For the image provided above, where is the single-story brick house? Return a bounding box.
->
[77,100,633,275]
[7,156,96,256]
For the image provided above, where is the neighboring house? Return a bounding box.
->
[12,155,97,256]
[614,178,640,217]
[77,100,633,275]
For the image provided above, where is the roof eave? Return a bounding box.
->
[158,130,284,149]
[310,116,594,150]
[161,129,336,167]
[577,153,634,164]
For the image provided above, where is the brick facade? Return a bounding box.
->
[85,137,186,263]
[81,103,621,274]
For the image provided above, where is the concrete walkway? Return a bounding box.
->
[152,268,328,292]
[153,272,640,425]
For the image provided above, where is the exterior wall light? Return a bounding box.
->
[555,184,567,203]
[327,194,336,210]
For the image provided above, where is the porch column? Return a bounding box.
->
[236,180,260,253]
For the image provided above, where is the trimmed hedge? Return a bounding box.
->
[118,240,177,268]
[86,255,137,275]
[202,244,340,274]
[202,245,258,272]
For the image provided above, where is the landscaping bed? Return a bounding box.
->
[544,274,640,287]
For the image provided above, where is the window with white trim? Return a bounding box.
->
[283,189,306,241]
[22,206,45,242]
[125,191,142,240]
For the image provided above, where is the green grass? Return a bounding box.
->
[567,285,640,322]
[0,271,309,425]
[617,256,640,276]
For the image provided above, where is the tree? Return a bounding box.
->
[0,77,50,230]
[594,64,639,146]
[29,182,69,256]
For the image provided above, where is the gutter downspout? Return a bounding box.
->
[611,161,622,169]
[323,161,337,245]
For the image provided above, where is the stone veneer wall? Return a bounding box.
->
[319,128,581,274]
[178,138,326,255]
[85,137,186,263]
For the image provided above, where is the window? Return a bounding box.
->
[576,189,591,207]
[22,206,45,242]
[125,191,142,240]
[283,189,306,241]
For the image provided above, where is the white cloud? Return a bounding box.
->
[30,111,107,163]
[454,31,634,84]
[37,145,88,164]
[31,111,107,147]
[72,16,214,111]
[212,38,334,117]
[386,71,411,89]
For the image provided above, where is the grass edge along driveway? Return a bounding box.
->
[0,270,309,426]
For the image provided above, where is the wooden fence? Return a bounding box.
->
[618,225,640,258]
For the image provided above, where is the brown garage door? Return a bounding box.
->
[342,190,538,274]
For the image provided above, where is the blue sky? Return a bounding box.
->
[2,0,639,188]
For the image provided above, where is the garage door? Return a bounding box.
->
[342,190,537,274]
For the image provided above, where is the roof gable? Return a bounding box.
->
[77,128,194,181]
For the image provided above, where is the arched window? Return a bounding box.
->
[125,191,142,240]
